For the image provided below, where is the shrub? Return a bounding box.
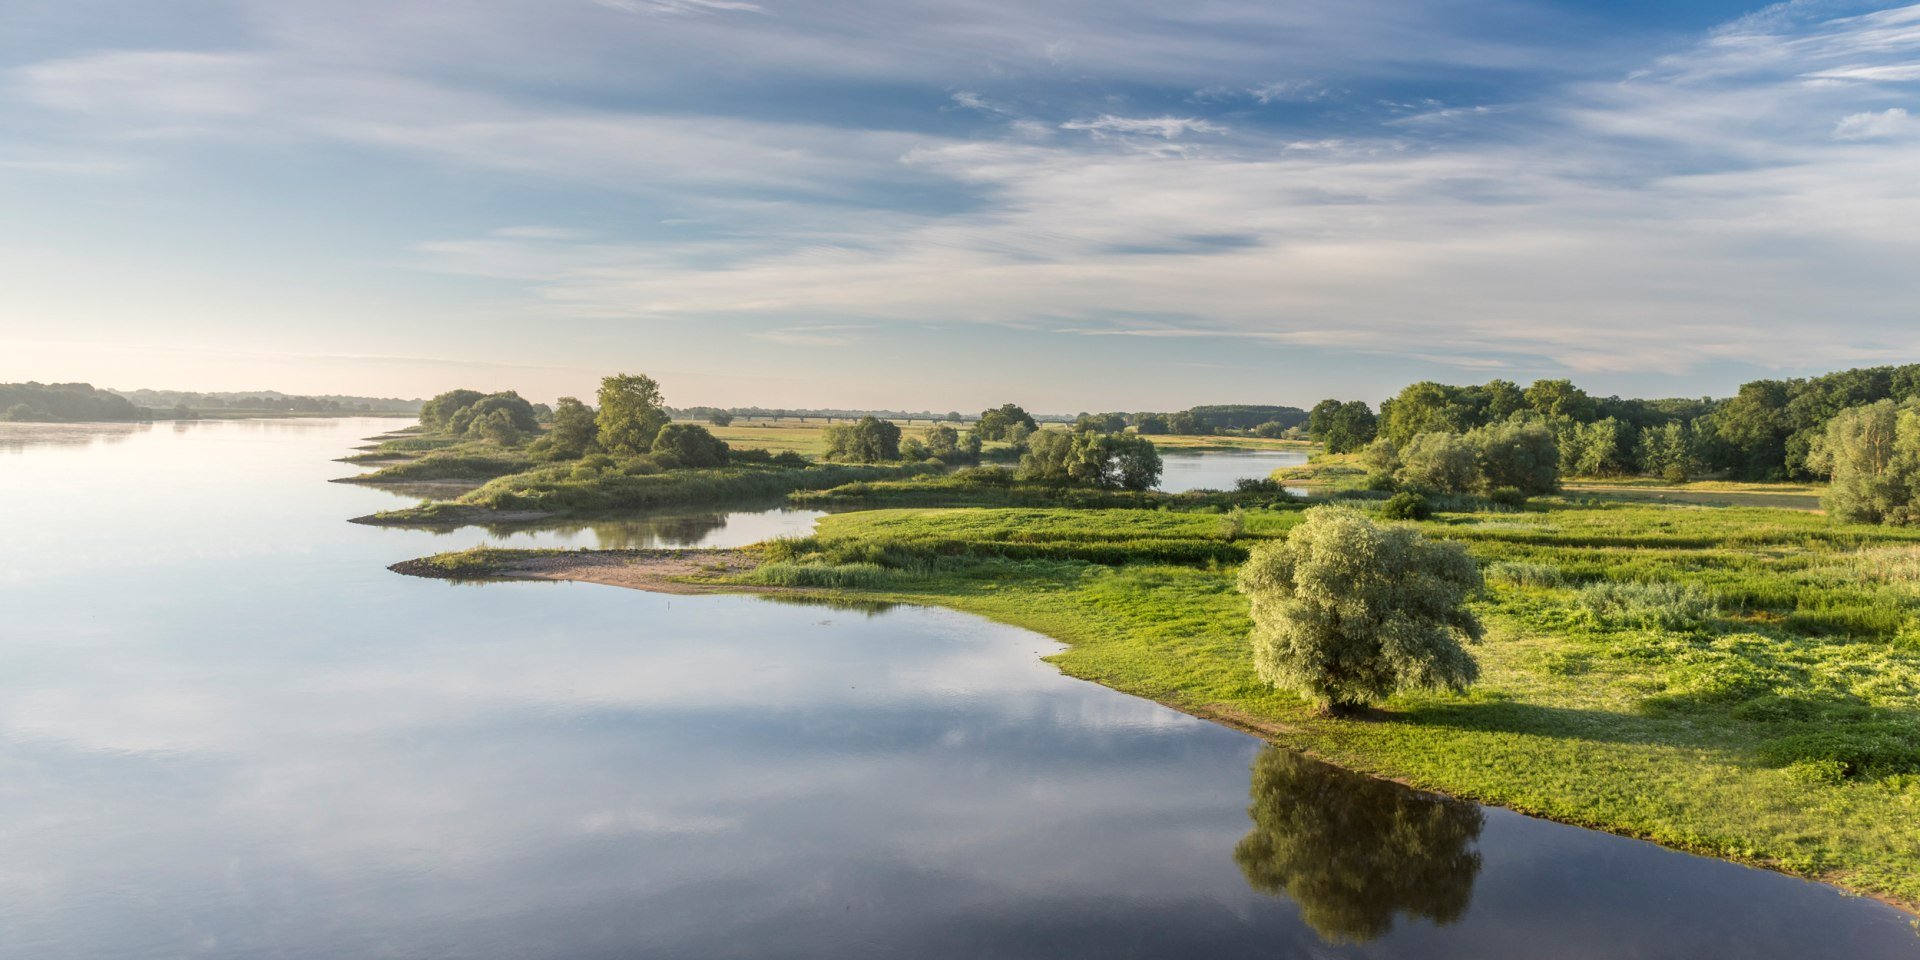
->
[1237,506,1483,712]
[1486,561,1564,588]
[1364,471,1399,492]
[1486,487,1528,508]
[1757,727,1920,780]
[1381,491,1431,521]
[651,423,730,468]
[1576,580,1718,630]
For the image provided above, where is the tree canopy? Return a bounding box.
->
[1017,430,1162,490]
[975,403,1038,441]
[596,373,670,456]
[824,416,903,462]
[1237,506,1482,712]
[652,422,731,468]
[1307,399,1378,454]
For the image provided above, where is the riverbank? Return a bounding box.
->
[394,501,1920,914]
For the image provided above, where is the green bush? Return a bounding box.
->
[1757,727,1920,780]
[1577,580,1718,630]
[1381,491,1432,520]
[1486,561,1564,588]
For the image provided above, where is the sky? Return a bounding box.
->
[2,0,1918,411]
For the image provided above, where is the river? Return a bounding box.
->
[0,418,1911,958]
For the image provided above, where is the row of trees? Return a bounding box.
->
[1,382,150,422]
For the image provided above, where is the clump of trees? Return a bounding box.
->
[901,423,983,464]
[652,423,731,468]
[976,403,1038,441]
[0,382,149,422]
[824,416,902,463]
[1237,507,1482,714]
[1016,429,1162,491]
[1307,400,1378,453]
[1375,422,1559,497]
[1810,399,1920,524]
[419,389,539,442]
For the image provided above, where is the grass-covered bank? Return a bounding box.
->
[399,498,1920,911]
[359,460,942,525]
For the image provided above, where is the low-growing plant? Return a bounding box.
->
[1486,561,1564,588]
[1577,580,1718,630]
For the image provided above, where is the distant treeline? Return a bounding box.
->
[2,382,150,422]
[115,389,422,414]
[1302,364,1920,482]
[666,406,1042,424]
[1071,405,1308,437]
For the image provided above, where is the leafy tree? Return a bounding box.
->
[1468,421,1560,494]
[460,392,540,435]
[899,437,930,460]
[651,422,731,468]
[1563,417,1635,477]
[596,373,670,456]
[1237,506,1483,713]
[1396,432,1478,494]
[1636,421,1699,483]
[922,424,982,464]
[545,397,598,459]
[1234,747,1483,944]
[1523,378,1597,421]
[1379,382,1472,447]
[1017,430,1162,490]
[1811,400,1920,524]
[976,403,1037,441]
[824,416,902,462]
[1307,399,1378,454]
[1002,421,1034,449]
[708,411,735,427]
[471,409,522,445]
[420,389,486,429]
[1074,411,1128,432]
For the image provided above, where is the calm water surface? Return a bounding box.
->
[0,418,1913,958]
[1156,448,1309,493]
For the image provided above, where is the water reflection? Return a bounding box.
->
[1156,450,1310,494]
[1235,747,1483,944]
[381,504,829,550]
[0,421,149,452]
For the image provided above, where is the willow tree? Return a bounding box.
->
[1810,399,1920,524]
[1237,506,1482,714]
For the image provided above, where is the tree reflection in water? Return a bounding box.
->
[1234,747,1483,944]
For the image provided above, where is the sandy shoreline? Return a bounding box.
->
[391,548,773,595]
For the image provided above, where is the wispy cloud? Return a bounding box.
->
[1060,115,1227,138]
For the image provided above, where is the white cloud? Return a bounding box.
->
[1060,115,1227,138]
[1834,106,1914,138]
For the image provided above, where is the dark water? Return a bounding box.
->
[1156,448,1309,493]
[0,418,1912,958]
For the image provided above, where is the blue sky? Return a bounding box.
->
[2,0,1918,410]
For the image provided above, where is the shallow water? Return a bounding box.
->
[0,418,1912,958]
[1156,448,1309,493]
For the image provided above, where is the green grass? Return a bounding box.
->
[367,459,943,523]
[702,499,1920,908]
